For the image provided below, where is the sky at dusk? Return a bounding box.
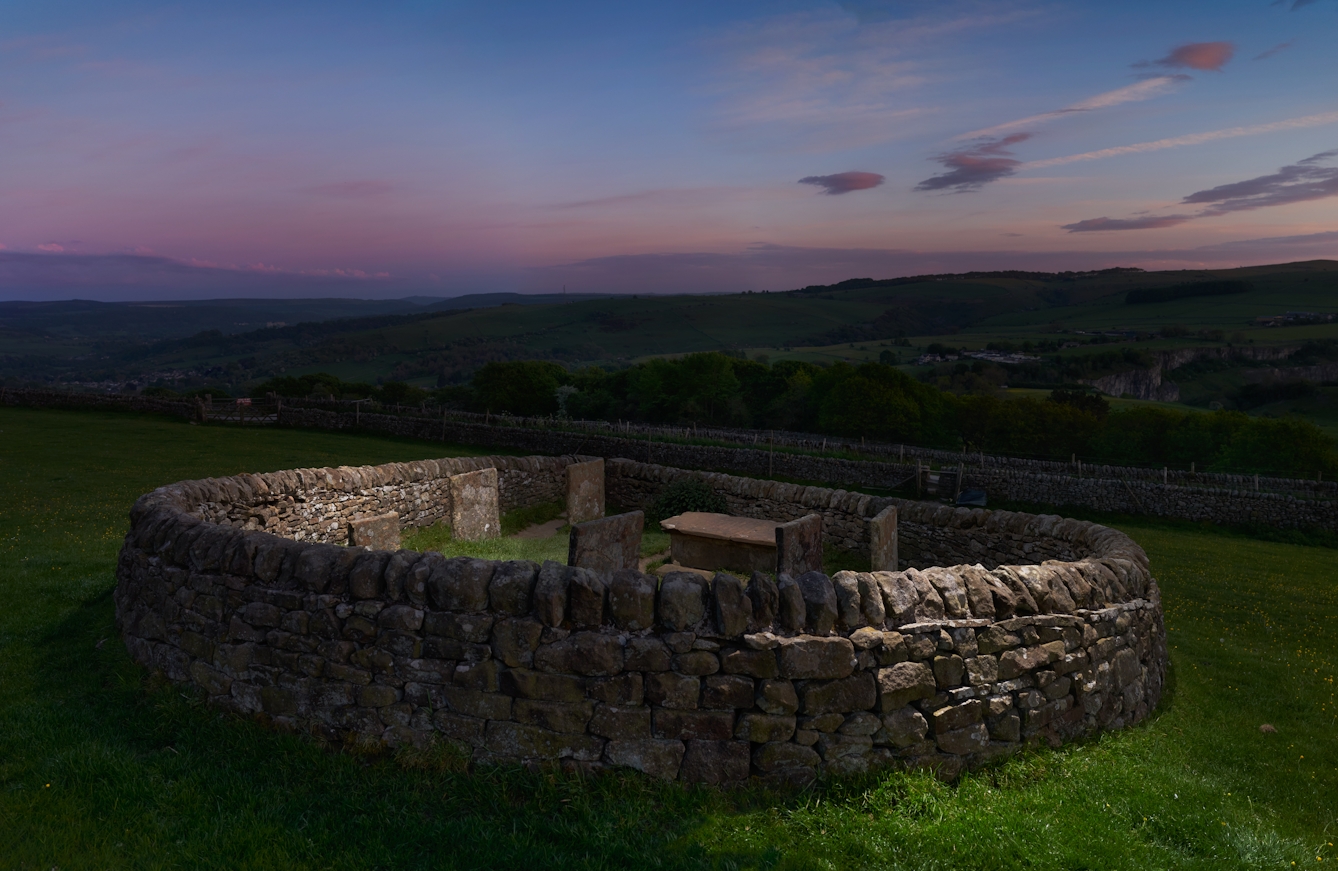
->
[2,0,1337,300]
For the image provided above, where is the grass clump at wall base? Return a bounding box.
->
[648,477,727,523]
[2,405,1336,870]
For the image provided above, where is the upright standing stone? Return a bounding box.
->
[348,512,400,551]
[569,511,644,572]
[776,514,822,577]
[869,506,898,572]
[449,468,500,541]
[566,459,605,525]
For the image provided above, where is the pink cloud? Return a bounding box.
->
[916,133,1030,192]
[1140,41,1235,71]
[798,171,885,195]
[36,242,65,252]
[1061,215,1195,232]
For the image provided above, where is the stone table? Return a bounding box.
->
[659,511,780,575]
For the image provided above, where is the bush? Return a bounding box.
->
[648,478,727,523]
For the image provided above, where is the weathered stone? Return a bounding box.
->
[719,647,778,679]
[712,573,752,637]
[977,625,1022,655]
[875,706,928,748]
[989,712,1021,742]
[513,699,594,733]
[876,661,936,711]
[965,655,998,685]
[755,679,799,715]
[608,569,655,631]
[500,667,585,702]
[658,574,705,631]
[776,574,805,632]
[673,651,720,676]
[796,571,837,635]
[533,560,568,628]
[485,721,603,762]
[924,568,969,619]
[776,514,822,577]
[799,672,877,715]
[815,732,873,763]
[449,468,500,541]
[876,571,919,623]
[906,570,946,621]
[998,642,1065,680]
[776,635,855,680]
[849,626,883,651]
[931,699,984,733]
[839,711,882,736]
[663,631,695,654]
[679,740,750,784]
[936,722,989,755]
[565,458,605,525]
[933,654,965,689]
[624,636,671,672]
[652,709,735,741]
[534,631,624,676]
[752,742,820,772]
[568,511,642,574]
[433,711,485,746]
[746,571,779,631]
[702,674,754,709]
[348,512,400,551]
[453,659,500,691]
[347,552,389,600]
[589,705,651,740]
[735,713,796,743]
[958,566,996,621]
[869,506,898,572]
[566,568,607,629]
[645,672,699,709]
[831,571,863,631]
[488,560,539,615]
[357,684,400,708]
[491,617,543,667]
[604,738,684,779]
[586,673,643,706]
[428,557,493,612]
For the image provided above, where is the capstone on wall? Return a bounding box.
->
[115,454,1166,785]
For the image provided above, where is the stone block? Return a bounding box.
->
[658,574,705,631]
[702,675,754,709]
[566,459,605,525]
[936,722,989,755]
[485,721,604,762]
[533,561,568,628]
[348,512,400,551]
[839,712,882,736]
[566,568,607,628]
[752,742,820,772]
[433,711,486,747]
[624,637,671,672]
[441,686,513,720]
[776,636,855,680]
[799,673,877,715]
[712,573,752,637]
[604,738,684,779]
[449,468,500,541]
[491,617,543,668]
[589,705,652,740]
[755,679,799,715]
[347,552,389,600]
[931,699,984,733]
[427,557,493,612]
[533,631,624,676]
[673,651,720,676]
[746,571,779,631]
[832,571,862,631]
[652,709,735,741]
[586,673,644,706]
[776,574,805,632]
[645,672,699,709]
[875,706,928,748]
[488,560,539,615]
[776,514,822,577]
[568,511,642,574]
[513,699,594,733]
[720,647,778,679]
[735,713,796,743]
[679,740,750,784]
[869,506,898,572]
[933,654,965,688]
[876,662,936,711]
[501,667,585,702]
[608,569,655,631]
[797,571,837,635]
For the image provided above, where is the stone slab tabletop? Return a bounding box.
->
[658,512,779,547]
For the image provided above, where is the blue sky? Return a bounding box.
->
[1,0,1336,299]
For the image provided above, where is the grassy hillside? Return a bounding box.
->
[1,406,1334,868]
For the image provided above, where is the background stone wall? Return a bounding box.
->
[115,455,1166,785]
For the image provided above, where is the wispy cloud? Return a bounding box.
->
[916,133,1029,192]
[1134,41,1235,72]
[1062,150,1338,231]
[957,76,1188,140]
[1024,110,1338,169]
[799,171,885,194]
[1254,40,1295,60]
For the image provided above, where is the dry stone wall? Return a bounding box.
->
[116,453,1166,785]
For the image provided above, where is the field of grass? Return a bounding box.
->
[1,406,1335,869]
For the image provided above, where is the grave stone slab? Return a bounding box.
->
[869,506,898,572]
[659,512,778,575]
[568,510,644,572]
[776,514,822,577]
[449,467,500,541]
[348,511,400,551]
[566,459,605,524]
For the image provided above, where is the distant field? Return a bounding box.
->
[2,406,1335,869]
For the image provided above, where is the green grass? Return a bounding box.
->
[2,405,1336,869]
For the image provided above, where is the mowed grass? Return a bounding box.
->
[0,406,1335,870]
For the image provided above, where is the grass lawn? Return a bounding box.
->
[1,406,1335,869]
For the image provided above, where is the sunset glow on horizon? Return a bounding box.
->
[2,0,1337,300]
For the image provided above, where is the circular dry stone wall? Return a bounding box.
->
[115,455,1167,785]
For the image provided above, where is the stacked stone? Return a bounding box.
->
[115,462,1165,785]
